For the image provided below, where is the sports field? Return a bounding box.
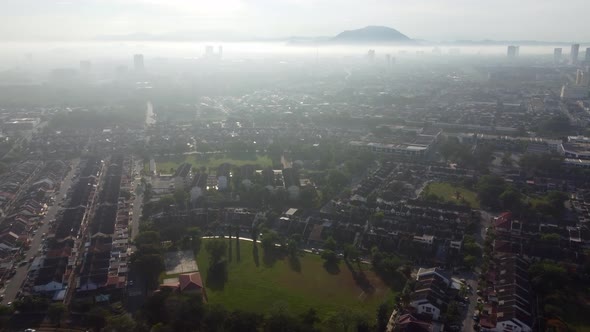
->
[196,239,399,318]
[422,181,480,208]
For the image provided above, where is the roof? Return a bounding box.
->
[394,313,433,332]
[285,208,298,216]
[179,272,203,291]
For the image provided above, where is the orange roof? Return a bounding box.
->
[179,272,203,291]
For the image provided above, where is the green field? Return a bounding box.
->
[151,153,273,173]
[423,182,480,208]
[195,239,397,318]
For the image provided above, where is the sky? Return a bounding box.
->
[1,0,589,42]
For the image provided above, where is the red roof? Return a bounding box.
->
[179,272,203,291]
[494,212,512,230]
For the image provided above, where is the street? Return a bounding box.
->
[459,210,493,332]
[130,159,145,241]
[1,159,80,305]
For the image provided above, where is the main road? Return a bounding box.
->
[1,159,80,305]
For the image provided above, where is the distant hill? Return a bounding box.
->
[330,26,413,44]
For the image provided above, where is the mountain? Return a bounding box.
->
[330,26,413,44]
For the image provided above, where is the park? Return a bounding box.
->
[195,238,399,319]
[422,181,480,208]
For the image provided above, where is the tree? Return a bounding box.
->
[321,250,339,265]
[499,187,523,212]
[476,175,506,209]
[206,240,228,266]
[261,230,279,251]
[463,255,477,269]
[225,310,262,332]
[376,302,390,332]
[324,236,338,251]
[135,230,161,252]
[265,304,303,332]
[131,252,165,290]
[104,314,136,332]
[203,304,228,332]
[299,308,320,331]
[300,186,319,208]
[344,244,359,263]
[47,303,67,326]
[326,170,349,191]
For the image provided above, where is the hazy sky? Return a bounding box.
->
[1,0,589,42]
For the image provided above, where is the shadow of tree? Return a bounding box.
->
[253,245,260,267]
[206,261,228,291]
[236,238,241,262]
[262,247,286,267]
[228,238,233,263]
[288,254,301,272]
[323,260,340,275]
[344,260,375,294]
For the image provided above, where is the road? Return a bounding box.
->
[130,159,145,241]
[1,158,80,305]
[460,210,494,332]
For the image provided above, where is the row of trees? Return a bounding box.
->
[138,288,387,332]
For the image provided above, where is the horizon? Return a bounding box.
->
[2,0,590,42]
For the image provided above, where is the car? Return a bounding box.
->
[6,302,12,306]
[128,280,134,286]
[24,329,36,332]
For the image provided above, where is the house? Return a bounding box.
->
[389,313,436,332]
[160,272,204,295]
[494,306,533,332]
[179,272,203,292]
[416,268,451,286]
[410,276,449,320]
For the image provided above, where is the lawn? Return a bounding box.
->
[152,153,273,173]
[195,239,398,318]
[423,182,480,209]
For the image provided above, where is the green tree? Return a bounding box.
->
[261,230,279,251]
[131,252,165,290]
[47,302,67,326]
[206,240,228,266]
[376,302,390,332]
[104,314,136,332]
[203,304,228,332]
[476,175,506,209]
[324,236,338,251]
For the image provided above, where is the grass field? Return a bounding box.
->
[195,239,398,318]
[423,182,480,208]
[151,153,273,173]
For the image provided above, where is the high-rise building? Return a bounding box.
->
[571,44,580,64]
[507,45,519,58]
[554,48,562,63]
[134,54,144,71]
[585,47,590,63]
